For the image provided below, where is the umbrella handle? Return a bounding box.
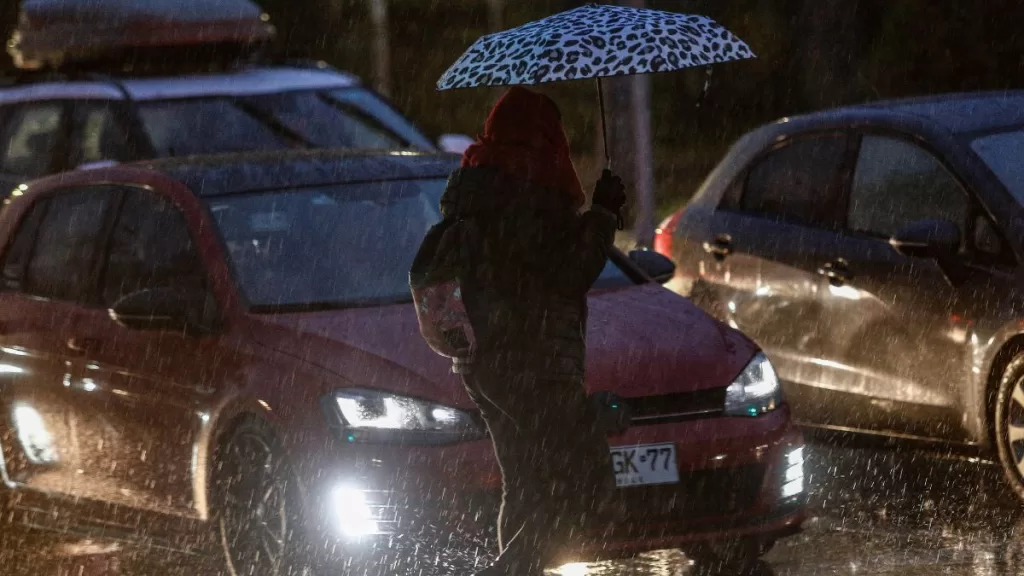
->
[597,77,611,169]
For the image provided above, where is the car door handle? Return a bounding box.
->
[66,337,101,355]
[817,259,852,286]
[702,235,733,261]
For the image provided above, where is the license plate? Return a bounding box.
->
[610,442,679,487]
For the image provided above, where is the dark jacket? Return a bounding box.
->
[441,166,617,378]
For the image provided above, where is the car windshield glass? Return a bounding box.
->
[138,98,292,157]
[971,129,1024,205]
[209,179,635,311]
[244,90,410,150]
[326,88,436,150]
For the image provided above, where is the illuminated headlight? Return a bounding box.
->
[328,485,379,539]
[723,352,783,417]
[324,388,482,443]
[781,446,805,499]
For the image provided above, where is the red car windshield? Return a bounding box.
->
[208,178,634,312]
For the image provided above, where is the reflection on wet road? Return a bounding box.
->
[6,440,1024,575]
[551,440,1024,575]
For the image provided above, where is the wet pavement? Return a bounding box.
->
[6,438,1024,575]
[550,438,1024,575]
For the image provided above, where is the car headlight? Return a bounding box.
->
[723,352,783,417]
[323,388,483,444]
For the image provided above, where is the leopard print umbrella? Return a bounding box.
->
[437,4,754,90]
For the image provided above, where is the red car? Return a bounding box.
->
[0,150,805,574]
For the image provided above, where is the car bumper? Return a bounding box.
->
[294,404,805,564]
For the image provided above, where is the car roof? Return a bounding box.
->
[120,66,360,100]
[142,149,460,197]
[785,91,1024,136]
[0,66,360,105]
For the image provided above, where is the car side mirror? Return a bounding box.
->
[889,219,961,259]
[438,133,474,155]
[628,249,677,284]
[109,286,219,336]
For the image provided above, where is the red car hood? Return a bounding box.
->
[255,284,756,408]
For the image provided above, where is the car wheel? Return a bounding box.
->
[214,418,315,576]
[995,353,1024,503]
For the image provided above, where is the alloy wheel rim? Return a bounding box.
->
[1006,378,1024,481]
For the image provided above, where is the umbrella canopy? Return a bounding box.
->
[437,4,754,90]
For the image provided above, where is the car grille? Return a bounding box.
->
[615,464,765,519]
[626,388,726,425]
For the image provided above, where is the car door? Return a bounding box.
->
[65,185,231,517]
[0,101,70,193]
[697,133,852,420]
[0,188,114,504]
[812,133,1007,441]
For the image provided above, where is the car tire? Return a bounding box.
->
[213,418,317,576]
[995,352,1024,503]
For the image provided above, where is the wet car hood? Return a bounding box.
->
[255,284,757,408]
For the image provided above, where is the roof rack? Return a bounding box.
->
[11,0,275,71]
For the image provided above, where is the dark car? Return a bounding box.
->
[657,91,1024,502]
[0,150,804,574]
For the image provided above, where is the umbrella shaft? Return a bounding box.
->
[597,77,611,169]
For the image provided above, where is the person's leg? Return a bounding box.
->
[534,377,616,546]
[462,366,549,574]
[475,374,615,574]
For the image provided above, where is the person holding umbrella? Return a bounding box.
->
[414,5,755,573]
[430,85,627,575]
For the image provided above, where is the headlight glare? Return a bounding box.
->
[781,477,804,498]
[781,445,806,499]
[724,352,783,417]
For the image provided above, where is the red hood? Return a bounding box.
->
[254,284,757,408]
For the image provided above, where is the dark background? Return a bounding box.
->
[1,0,1022,217]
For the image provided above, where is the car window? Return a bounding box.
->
[246,91,406,149]
[209,179,444,309]
[971,129,1024,206]
[1,199,48,291]
[68,100,132,167]
[0,103,65,178]
[24,188,113,302]
[326,88,436,150]
[592,258,634,291]
[736,135,847,227]
[138,99,292,157]
[210,179,637,311]
[847,136,969,242]
[102,189,204,307]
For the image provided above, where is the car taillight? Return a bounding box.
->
[653,209,684,256]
